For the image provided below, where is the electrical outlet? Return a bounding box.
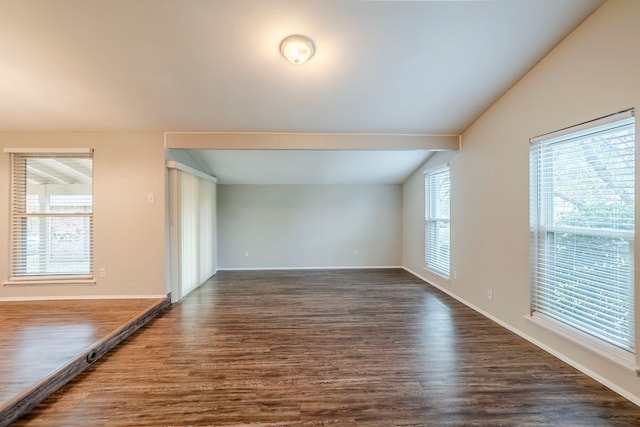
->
[453,270,457,279]
[244,251,249,257]
[353,249,359,256]
[487,289,493,300]
[99,268,106,278]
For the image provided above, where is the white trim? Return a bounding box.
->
[165,131,460,138]
[4,279,96,286]
[8,274,93,281]
[402,266,640,407]
[3,147,94,154]
[165,132,459,151]
[422,266,451,282]
[166,160,217,183]
[530,108,634,144]
[217,265,403,271]
[0,294,168,302]
[540,225,634,240]
[525,312,637,373]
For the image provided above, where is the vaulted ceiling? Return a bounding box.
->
[0,0,605,183]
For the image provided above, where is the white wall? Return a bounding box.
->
[403,0,640,403]
[0,132,167,299]
[218,184,402,269]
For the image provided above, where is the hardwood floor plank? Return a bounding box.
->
[10,269,640,426]
[0,297,169,426]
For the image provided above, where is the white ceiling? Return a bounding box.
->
[195,149,434,185]
[0,0,605,183]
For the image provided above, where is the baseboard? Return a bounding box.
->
[402,266,640,407]
[217,265,404,271]
[0,294,168,302]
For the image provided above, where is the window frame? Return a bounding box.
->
[4,148,95,285]
[528,109,636,368]
[424,165,451,278]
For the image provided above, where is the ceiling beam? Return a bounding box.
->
[165,133,460,151]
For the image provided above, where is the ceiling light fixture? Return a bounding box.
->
[280,35,315,65]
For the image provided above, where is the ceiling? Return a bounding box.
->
[194,149,434,185]
[0,0,605,184]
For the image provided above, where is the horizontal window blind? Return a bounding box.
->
[530,110,635,352]
[425,167,450,276]
[10,153,93,279]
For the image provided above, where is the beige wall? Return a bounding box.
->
[0,132,167,298]
[218,184,403,269]
[404,0,640,403]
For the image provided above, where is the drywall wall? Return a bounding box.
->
[0,132,167,299]
[403,0,640,403]
[218,184,402,269]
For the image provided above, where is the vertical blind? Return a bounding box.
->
[10,152,93,279]
[425,167,451,276]
[530,109,635,352]
[177,169,216,298]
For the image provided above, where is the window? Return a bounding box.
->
[425,166,450,277]
[530,109,635,354]
[8,150,94,283]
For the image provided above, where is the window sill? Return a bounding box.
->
[4,277,96,286]
[525,312,638,374]
[423,266,451,282]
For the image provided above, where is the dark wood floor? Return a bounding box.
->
[0,297,168,426]
[11,269,640,426]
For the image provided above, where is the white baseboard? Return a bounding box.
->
[217,265,403,271]
[0,294,168,302]
[402,266,640,407]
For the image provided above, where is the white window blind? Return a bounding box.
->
[425,167,450,277]
[530,109,635,353]
[9,152,93,280]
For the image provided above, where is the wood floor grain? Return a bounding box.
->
[11,269,640,426]
[0,297,168,426]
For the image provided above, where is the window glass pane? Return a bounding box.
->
[546,124,634,231]
[538,232,632,348]
[25,157,93,215]
[24,216,92,275]
[426,220,450,275]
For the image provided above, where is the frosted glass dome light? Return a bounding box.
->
[280,35,315,65]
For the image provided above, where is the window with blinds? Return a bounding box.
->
[9,152,93,281]
[529,109,635,353]
[425,166,450,277]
